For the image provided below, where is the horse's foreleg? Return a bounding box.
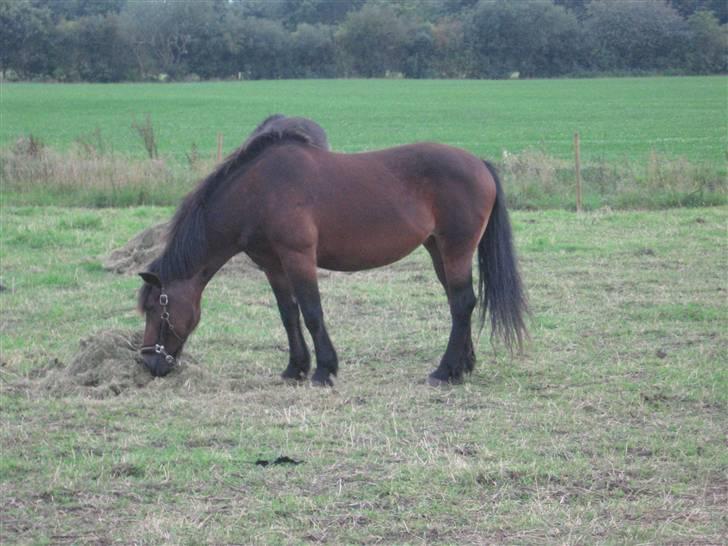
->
[265,267,311,380]
[278,251,338,386]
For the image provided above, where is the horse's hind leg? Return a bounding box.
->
[265,267,311,381]
[424,238,476,376]
[426,240,477,386]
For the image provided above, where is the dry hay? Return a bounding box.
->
[102,222,169,274]
[103,222,330,278]
[25,330,220,399]
[102,222,258,276]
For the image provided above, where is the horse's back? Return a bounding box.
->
[249,142,496,271]
[323,143,496,239]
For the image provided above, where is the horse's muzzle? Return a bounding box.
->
[141,352,175,377]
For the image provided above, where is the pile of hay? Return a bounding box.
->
[31,330,213,399]
[103,222,331,278]
[102,222,258,276]
[103,223,169,274]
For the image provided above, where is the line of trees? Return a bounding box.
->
[1,0,726,82]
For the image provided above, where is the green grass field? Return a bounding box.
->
[1,205,726,544]
[2,77,726,163]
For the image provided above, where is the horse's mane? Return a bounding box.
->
[144,117,317,287]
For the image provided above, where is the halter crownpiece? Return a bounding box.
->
[140,290,183,368]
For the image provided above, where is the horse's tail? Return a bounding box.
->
[476,160,528,351]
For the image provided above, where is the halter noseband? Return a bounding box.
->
[140,290,183,367]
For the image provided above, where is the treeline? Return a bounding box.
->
[1,0,726,82]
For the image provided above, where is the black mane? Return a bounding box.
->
[143,117,317,288]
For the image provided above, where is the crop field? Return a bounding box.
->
[1,203,726,544]
[2,77,726,163]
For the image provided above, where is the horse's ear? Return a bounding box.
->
[138,272,162,288]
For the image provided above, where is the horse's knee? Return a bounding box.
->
[301,307,324,334]
[278,301,300,328]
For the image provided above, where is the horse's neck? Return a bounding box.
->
[196,243,241,288]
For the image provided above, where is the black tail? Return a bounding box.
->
[477,160,528,351]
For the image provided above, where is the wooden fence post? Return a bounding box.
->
[574,132,582,212]
[217,132,223,162]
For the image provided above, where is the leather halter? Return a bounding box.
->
[140,290,183,367]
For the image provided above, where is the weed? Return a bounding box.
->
[131,113,158,160]
[74,127,107,158]
[185,142,200,169]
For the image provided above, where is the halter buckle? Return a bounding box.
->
[159,294,168,306]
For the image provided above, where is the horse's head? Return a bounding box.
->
[137,271,202,377]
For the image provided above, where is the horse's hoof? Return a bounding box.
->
[427,375,450,387]
[281,371,307,382]
[281,375,306,387]
[311,375,334,387]
[427,371,464,386]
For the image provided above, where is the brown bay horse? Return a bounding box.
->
[138,122,527,386]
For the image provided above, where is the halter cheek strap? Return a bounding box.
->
[140,290,183,367]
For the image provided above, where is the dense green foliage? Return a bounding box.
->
[1,0,726,81]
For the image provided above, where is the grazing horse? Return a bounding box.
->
[138,122,527,386]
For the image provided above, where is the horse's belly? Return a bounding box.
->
[316,220,430,272]
[311,180,435,271]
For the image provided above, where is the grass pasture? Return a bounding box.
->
[1,205,726,544]
[2,77,725,162]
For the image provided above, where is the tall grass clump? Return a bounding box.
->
[499,149,726,210]
[0,135,204,207]
[1,136,724,210]
[131,114,159,160]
